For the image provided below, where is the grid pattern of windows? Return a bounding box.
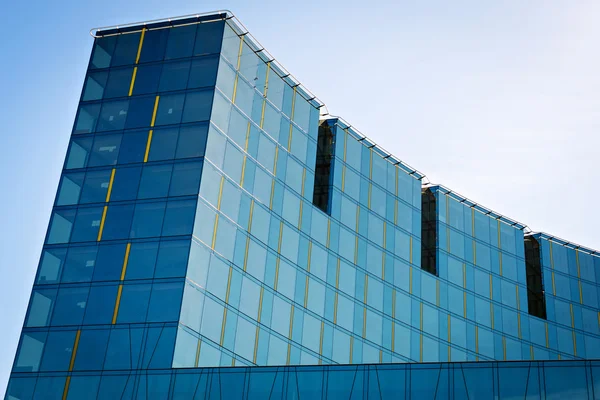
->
[8,11,600,400]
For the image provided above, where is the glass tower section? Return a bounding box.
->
[5,11,600,400]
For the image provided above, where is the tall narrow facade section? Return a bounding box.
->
[6,11,600,399]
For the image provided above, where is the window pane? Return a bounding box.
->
[117,283,151,323]
[82,71,108,101]
[132,64,162,95]
[104,67,133,99]
[62,246,97,283]
[70,207,103,242]
[84,285,118,324]
[155,240,190,278]
[175,123,208,159]
[139,28,169,63]
[164,25,196,59]
[182,90,213,123]
[91,36,116,69]
[46,209,75,244]
[110,166,142,201]
[162,199,196,236]
[65,137,92,169]
[147,282,184,322]
[188,55,219,88]
[56,172,84,206]
[51,287,89,326]
[14,332,46,372]
[138,164,173,199]
[102,204,135,240]
[130,202,166,238]
[159,60,191,92]
[118,130,147,164]
[25,289,56,327]
[93,243,127,281]
[148,127,178,161]
[39,330,76,371]
[125,96,156,129]
[169,161,202,197]
[155,93,184,126]
[73,329,110,371]
[88,134,122,167]
[79,169,111,204]
[97,100,129,132]
[36,248,66,284]
[73,103,101,134]
[194,20,224,55]
[125,241,158,280]
[111,32,141,66]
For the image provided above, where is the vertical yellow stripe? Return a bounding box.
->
[220,308,228,346]
[502,336,506,360]
[499,252,503,276]
[419,334,423,362]
[333,292,338,324]
[549,241,555,269]
[573,331,577,356]
[274,258,280,291]
[211,214,219,249]
[288,306,294,339]
[243,236,250,272]
[551,272,556,295]
[530,345,534,360]
[150,96,160,127]
[260,100,266,128]
[319,321,324,357]
[570,304,575,328]
[62,376,71,400]
[120,243,131,280]
[105,168,116,202]
[236,36,244,70]
[97,205,108,241]
[225,267,233,304]
[143,130,154,162]
[240,156,247,187]
[349,337,354,363]
[516,286,520,310]
[341,166,346,192]
[68,330,81,371]
[545,323,549,348]
[135,28,146,64]
[277,221,284,253]
[290,86,297,120]
[195,340,202,367]
[248,200,255,231]
[253,325,260,364]
[301,168,306,197]
[263,63,271,96]
[304,276,309,308]
[475,326,479,354]
[128,67,138,96]
[326,220,331,248]
[362,307,367,338]
[298,201,303,229]
[576,249,581,278]
[579,281,583,304]
[112,285,123,324]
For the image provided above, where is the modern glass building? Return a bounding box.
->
[5,10,600,399]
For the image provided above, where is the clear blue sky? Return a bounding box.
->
[1,0,599,393]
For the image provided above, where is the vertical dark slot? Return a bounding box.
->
[525,236,547,319]
[312,122,335,214]
[421,188,437,276]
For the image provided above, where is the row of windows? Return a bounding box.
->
[544,266,600,309]
[189,203,599,361]
[67,123,207,169]
[211,89,318,174]
[436,191,525,257]
[8,360,600,399]
[90,21,224,69]
[219,23,317,136]
[541,238,600,283]
[333,125,422,211]
[47,198,196,244]
[36,239,190,285]
[25,280,184,328]
[72,90,212,134]
[58,161,202,206]
[14,324,177,373]
[83,56,218,102]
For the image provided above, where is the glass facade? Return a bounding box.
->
[5,11,600,399]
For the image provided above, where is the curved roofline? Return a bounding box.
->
[89,10,599,256]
